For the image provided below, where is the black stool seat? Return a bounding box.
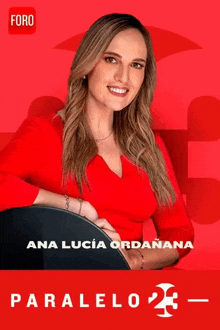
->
[0,206,130,270]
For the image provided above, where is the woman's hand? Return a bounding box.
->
[69,198,99,221]
[80,200,99,221]
[93,218,122,242]
[92,218,142,270]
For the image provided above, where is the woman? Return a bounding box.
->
[0,14,194,269]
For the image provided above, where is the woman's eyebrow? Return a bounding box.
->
[104,51,146,63]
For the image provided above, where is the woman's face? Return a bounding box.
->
[87,28,147,113]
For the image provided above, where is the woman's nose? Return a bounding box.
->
[114,64,130,83]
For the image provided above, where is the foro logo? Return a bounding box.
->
[9,7,36,34]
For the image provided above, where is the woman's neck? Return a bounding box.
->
[86,98,114,140]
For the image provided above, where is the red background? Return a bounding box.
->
[1,0,220,327]
[2,0,220,270]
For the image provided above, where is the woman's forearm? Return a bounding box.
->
[128,244,179,270]
[33,188,80,213]
[33,188,99,221]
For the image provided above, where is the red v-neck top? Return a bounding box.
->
[0,112,194,259]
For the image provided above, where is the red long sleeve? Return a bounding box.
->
[0,117,43,211]
[151,134,194,259]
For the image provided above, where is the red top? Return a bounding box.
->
[0,112,194,259]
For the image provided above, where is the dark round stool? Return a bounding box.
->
[0,206,130,270]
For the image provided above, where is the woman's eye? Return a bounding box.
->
[132,62,144,69]
[105,57,117,64]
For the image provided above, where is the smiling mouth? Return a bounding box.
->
[107,86,129,97]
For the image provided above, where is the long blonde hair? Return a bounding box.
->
[61,13,176,207]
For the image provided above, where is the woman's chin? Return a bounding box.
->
[108,103,129,112]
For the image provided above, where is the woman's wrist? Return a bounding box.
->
[77,198,83,215]
[79,200,90,217]
[127,249,143,270]
[68,197,83,214]
[136,249,144,269]
[34,190,85,216]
